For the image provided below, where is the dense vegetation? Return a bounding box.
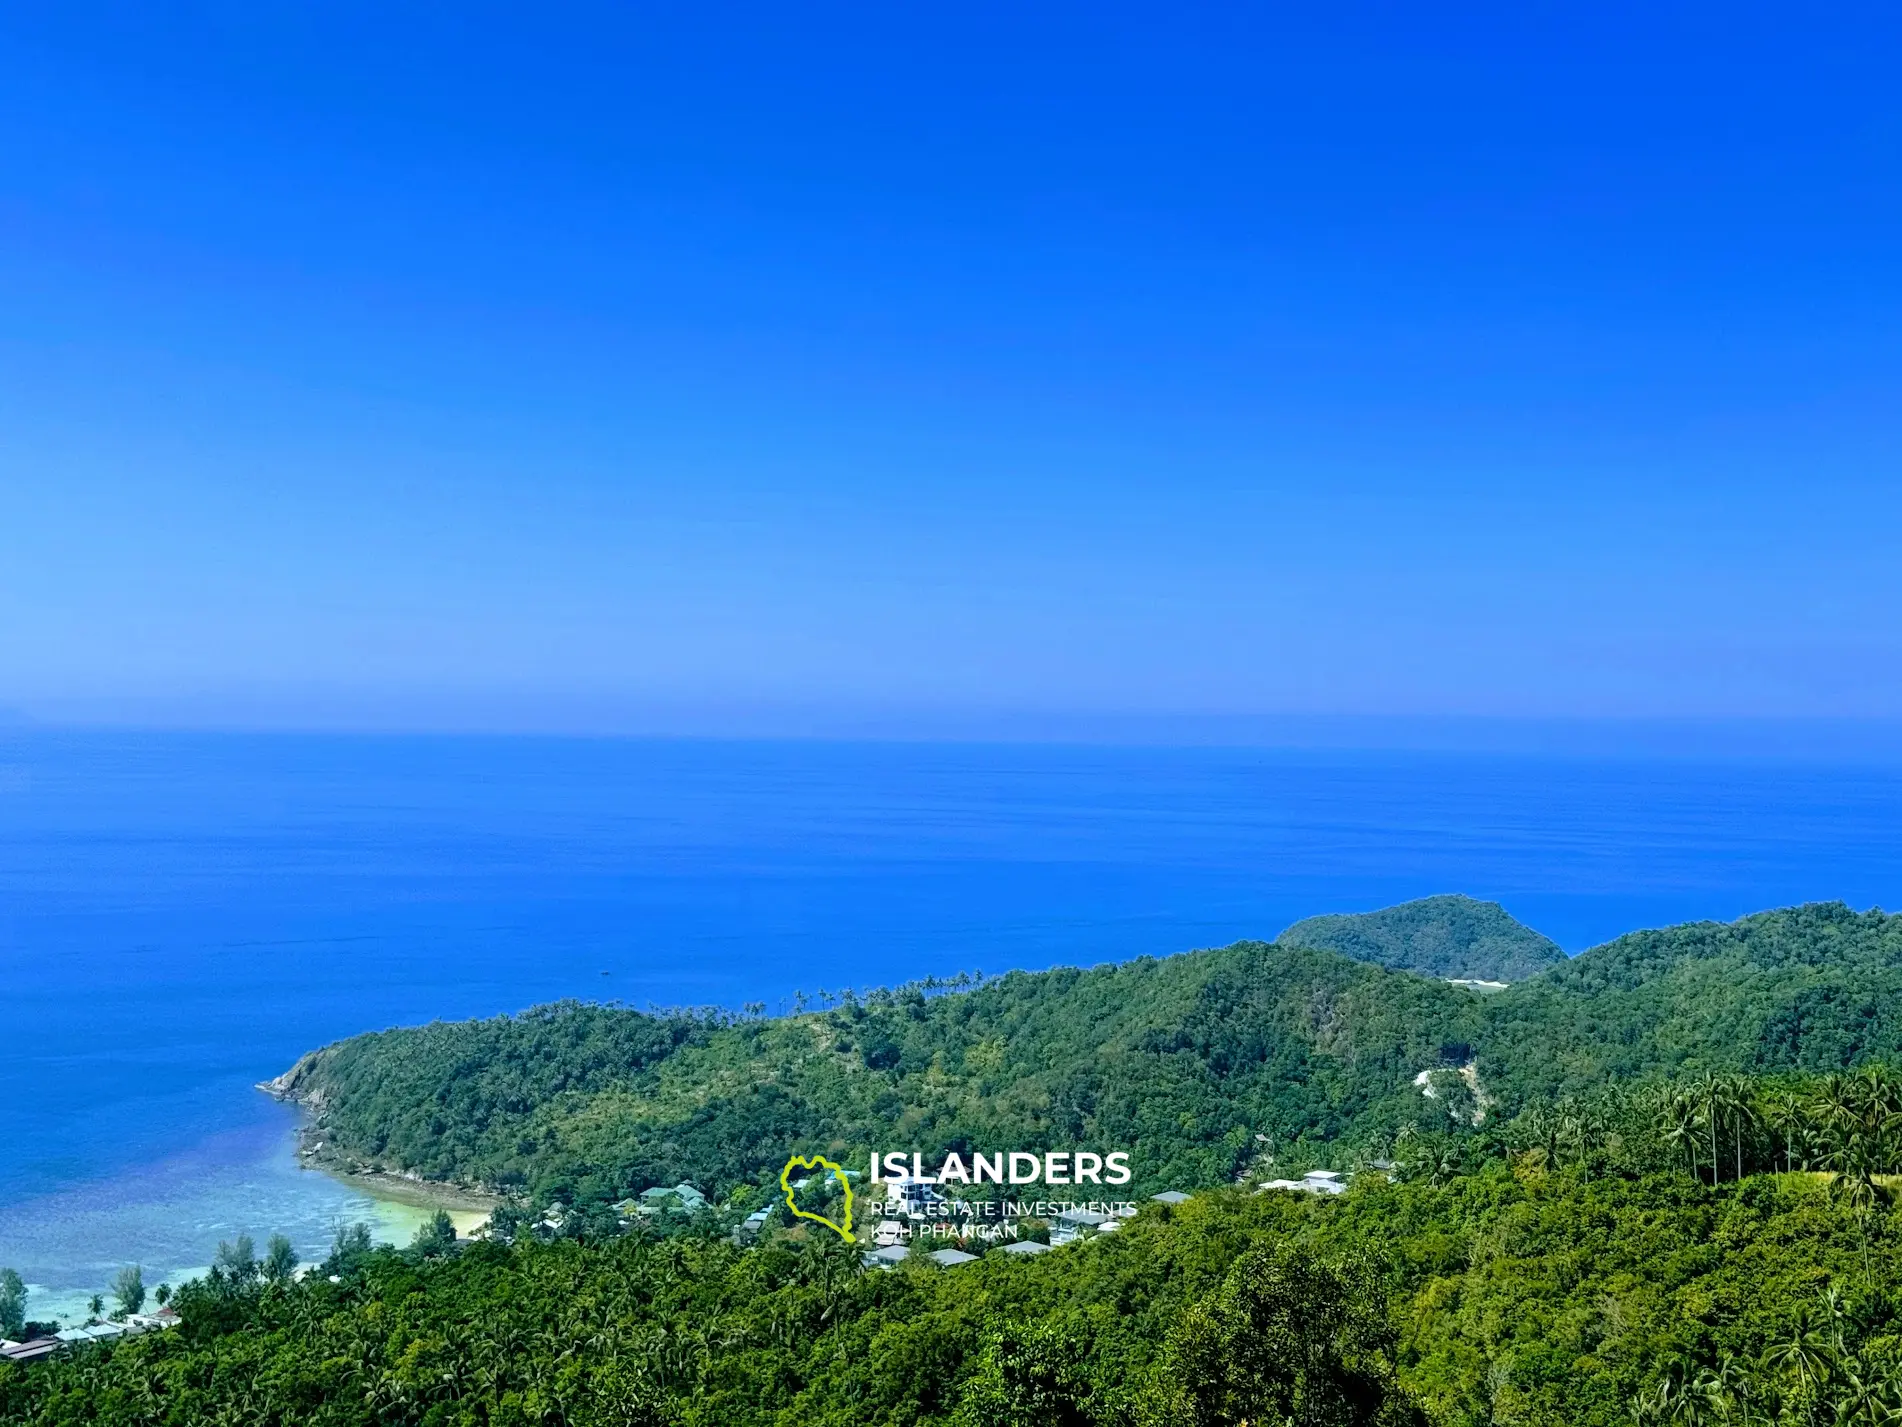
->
[11,1142,1902,1425]
[1276,895,1566,983]
[278,904,1902,1208]
[0,1195,1422,1427]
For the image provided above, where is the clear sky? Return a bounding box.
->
[2,4,1899,734]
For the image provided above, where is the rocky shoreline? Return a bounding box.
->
[259,1056,503,1217]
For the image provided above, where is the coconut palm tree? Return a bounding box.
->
[1693,1071,1726,1186]
[1765,1319,1836,1427]
[1812,1073,1859,1162]
[1831,1365,1890,1427]
[1521,1105,1564,1175]
[1564,1100,1609,1181]
[1692,1355,1752,1424]
[1766,1087,1807,1173]
[1556,1103,1587,1178]
[1827,1144,1887,1287]
[1721,1076,1760,1183]
[1632,1359,1695,1426]
[1658,1088,1701,1183]
[1853,1064,1902,1171]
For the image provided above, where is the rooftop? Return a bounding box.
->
[0,1338,61,1363]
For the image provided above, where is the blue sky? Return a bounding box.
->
[2,4,1899,733]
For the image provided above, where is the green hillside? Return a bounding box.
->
[273,942,1485,1202]
[1278,895,1567,982]
[1476,900,1902,1105]
[270,903,1902,1208]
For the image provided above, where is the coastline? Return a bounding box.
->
[287,1119,503,1228]
[260,1064,503,1231]
[308,1159,500,1220]
[311,1159,500,1214]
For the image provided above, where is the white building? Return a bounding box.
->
[1259,1169,1347,1196]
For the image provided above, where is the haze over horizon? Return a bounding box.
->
[4,5,1901,735]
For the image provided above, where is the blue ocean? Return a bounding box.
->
[3,729,1899,1322]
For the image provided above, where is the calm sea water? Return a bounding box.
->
[2,729,1899,1321]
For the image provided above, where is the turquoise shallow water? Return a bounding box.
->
[0,1110,464,1326]
[2,729,1900,1322]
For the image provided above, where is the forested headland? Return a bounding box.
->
[269,902,1902,1205]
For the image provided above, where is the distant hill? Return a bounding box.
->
[1276,894,1566,982]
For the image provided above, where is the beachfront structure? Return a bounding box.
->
[1,1337,62,1363]
[56,1323,132,1345]
[5,1309,180,1364]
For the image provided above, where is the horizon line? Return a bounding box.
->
[9,702,1902,760]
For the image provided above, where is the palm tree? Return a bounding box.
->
[1827,1144,1887,1286]
[1766,1088,1807,1173]
[1632,1359,1694,1426]
[1831,1365,1889,1427]
[1693,1356,1750,1424]
[1765,1319,1835,1427]
[1629,1380,1670,1425]
[1693,1071,1725,1186]
[1556,1103,1585,1176]
[1523,1106,1564,1175]
[1853,1063,1902,1171]
[1659,1089,1701,1183]
[1722,1076,1760,1183]
[1812,1073,1858,1164]
[1561,1100,1607,1181]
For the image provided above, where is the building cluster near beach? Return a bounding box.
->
[3,1167,1369,1370]
[2,1306,182,1365]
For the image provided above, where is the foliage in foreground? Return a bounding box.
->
[0,1200,1417,1427]
[12,1167,1902,1426]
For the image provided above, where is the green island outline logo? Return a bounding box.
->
[779,1153,856,1242]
